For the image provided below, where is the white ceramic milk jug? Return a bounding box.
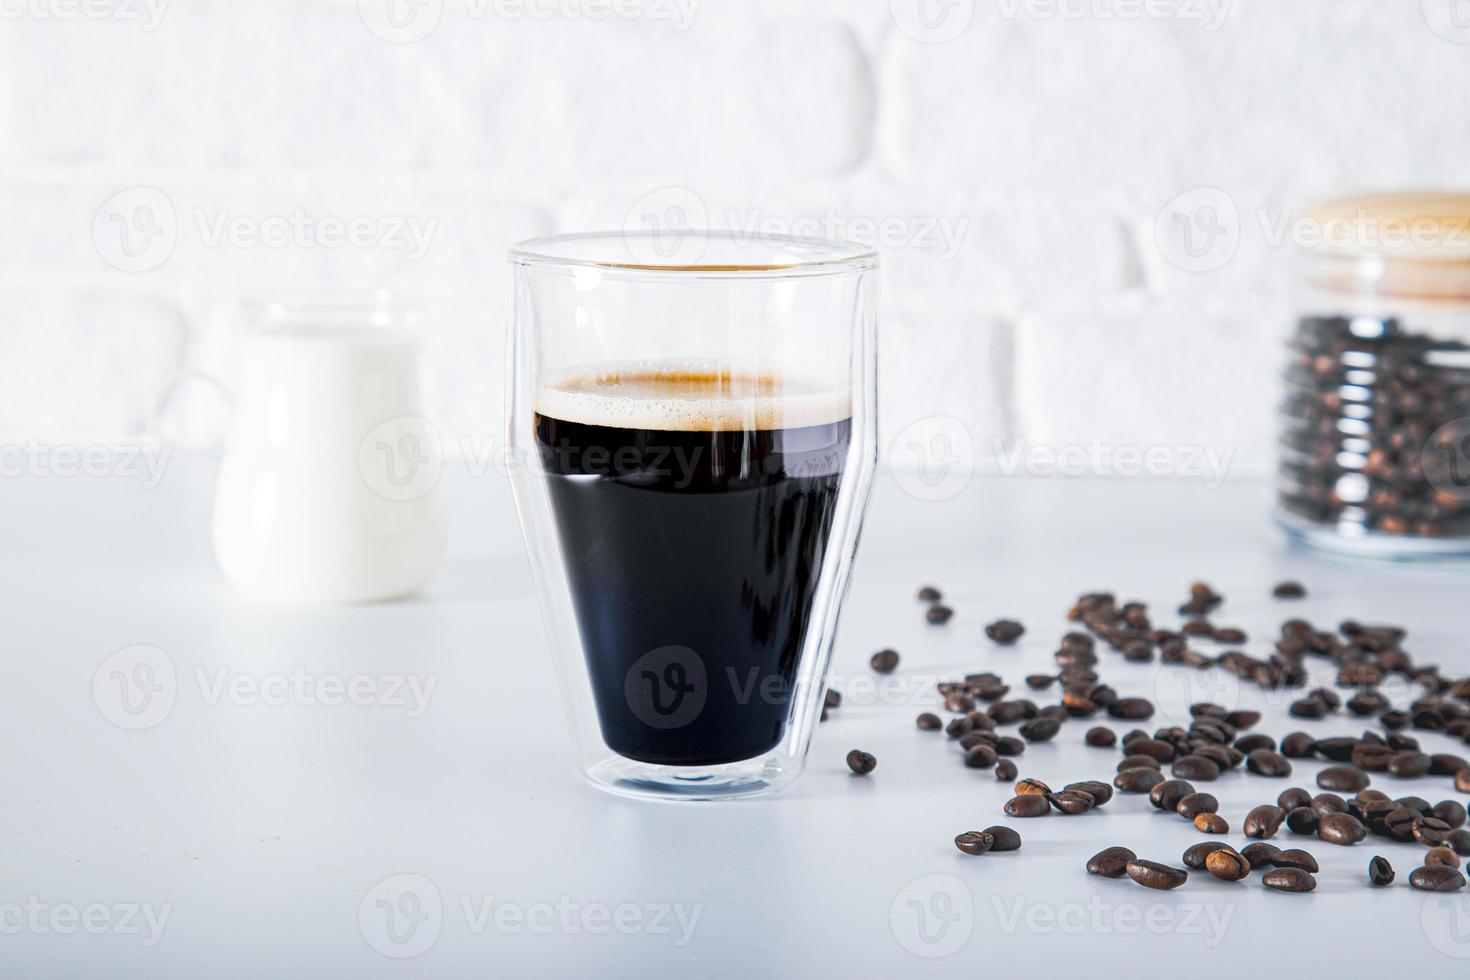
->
[212,292,446,603]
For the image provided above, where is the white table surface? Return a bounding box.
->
[5,459,1470,978]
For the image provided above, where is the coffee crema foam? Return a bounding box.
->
[536,361,851,431]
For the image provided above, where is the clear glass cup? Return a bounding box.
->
[506,231,878,801]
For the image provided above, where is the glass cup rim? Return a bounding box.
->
[509,230,879,279]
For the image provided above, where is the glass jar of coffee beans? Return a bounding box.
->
[1278,193,1470,559]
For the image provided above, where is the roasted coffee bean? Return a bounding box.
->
[1108,697,1155,720]
[1117,755,1163,772]
[1310,793,1347,817]
[1051,790,1096,815]
[1281,732,1317,758]
[1241,842,1281,869]
[1087,846,1136,877]
[917,585,942,602]
[984,825,1022,851]
[1317,766,1370,793]
[1312,737,1359,762]
[1351,743,1394,771]
[1396,795,1433,815]
[1286,808,1319,835]
[1068,780,1113,806]
[1273,581,1307,599]
[1176,792,1219,819]
[1410,865,1468,892]
[1278,787,1312,811]
[1195,813,1230,834]
[1205,846,1251,881]
[964,745,998,769]
[1414,821,1451,847]
[1126,859,1189,890]
[988,701,1030,725]
[1447,829,1470,856]
[1025,674,1057,690]
[1085,727,1117,748]
[994,736,1026,756]
[1128,739,1177,763]
[1369,855,1395,885]
[1318,812,1367,846]
[1019,718,1060,742]
[1347,692,1389,717]
[926,605,954,625]
[994,759,1019,781]
[1430,753,1469,777]
[1115,767,1166,793]
[869,649,900,673]
[1244,805,1286,839]
[1432,800,1467,828]
[1015,778,1051,795]
[1272,849,1319,872]
[1227,709,1263,730]
[1289,695,1331,719]
[1005,794,1050,818]
[955,831,994,855]
[846,750,876,775]
[1387,751,1433,778]
[958,733,994,751]
[1426,846,1462,869]
[985,619,1025,645]
[1149,779,1196,811]
[1246,750,1292,778]
[917,712,942,731]
[1263,867,1317,892]
[1214,627,1248,644]
[1172,755,1222,782]
[1183,841,1231,868]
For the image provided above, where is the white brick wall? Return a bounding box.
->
[4,0,1469,479]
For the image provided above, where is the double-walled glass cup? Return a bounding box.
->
[506,231,877,801]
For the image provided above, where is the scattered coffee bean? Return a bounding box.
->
[1004,794,1050,818]
[1317,766,1370,793]
[1272,849,1319,873]
[1126,859,1189,890]
[1015,778,1051,795]
[1281,733,1317,758]
[1447,829,1470,857]
[1087,846,1136,878]
[1369,855,1395,885]
[1242,842,1282,869]
[1263,867,1317,892]
[1085,727,1117,748]
[1149,779,1196,811]
[1318,812,1368,846]
[993,736,1026,756]
[1388,751,1433,778]
[918,585,942,602]
[1214,627,1248,644]
[1245,805,1287,839]
[1025,674,1057,690]
[1205,846,1251,881]
[916,712,942,731]
[1246,749,1292,778]
[985,619,1026,645]
[1456,770,1470,793]
[995,759,1019,781]
[1176,792,1219,819]
[1108,697,1155,721]
[1051,790,1096,815]
[846,749,876,775]
[1278,787,1313,811]
[1286,808,1319,835]
[869,649,899,674]
[1019,717,1060,742]
[1273,581,1307,599]
[1426,846,1462,869]
[1410,865,1468,892]
[984,826,1022,851]
[1115,768,1166,793]
[1195,813,1230,834]
[1432,800,1467,828]
[1066,780,1113,806]
[1183,841,1231,868]
[1117,755,1163,772]
[926,605,954,625]
[1172,755,1222,782]
[964,745,998,769]
[955,831,994,855]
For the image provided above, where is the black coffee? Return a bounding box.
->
[534,370,850,766]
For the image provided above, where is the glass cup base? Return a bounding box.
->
[1277,512,1470,563]
[582,754,802,803]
